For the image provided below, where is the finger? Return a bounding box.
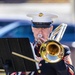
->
[39,64,42,66]
[10,72,17,75]
[39,38,46,43]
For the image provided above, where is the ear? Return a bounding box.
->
[49,25,53,33]
[31,27,35,33]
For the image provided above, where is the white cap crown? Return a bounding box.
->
[27,12,58,22]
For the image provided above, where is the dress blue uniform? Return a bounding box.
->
[28,12,75,75]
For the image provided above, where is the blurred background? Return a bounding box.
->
[0,0,75,74]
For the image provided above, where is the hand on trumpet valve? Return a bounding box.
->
[36,34,47,44]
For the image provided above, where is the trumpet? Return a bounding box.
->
[39,23,67,63]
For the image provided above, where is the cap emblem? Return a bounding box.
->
[39,13,43,17]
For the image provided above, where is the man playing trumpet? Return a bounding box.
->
[28,12,74,75]
[11,12,74,75]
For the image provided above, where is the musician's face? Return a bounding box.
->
[32,26,53,41]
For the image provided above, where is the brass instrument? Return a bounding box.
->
[39,23,67,63]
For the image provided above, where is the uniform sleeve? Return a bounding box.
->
[63,45,71,56]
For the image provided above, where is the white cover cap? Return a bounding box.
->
[27,12,58,22]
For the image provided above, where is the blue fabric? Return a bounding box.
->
[64,45,71,56]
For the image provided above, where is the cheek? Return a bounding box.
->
[33,33,37,38]
[33,32,39,39]
[43,30,50,36]
[43,33,49,39]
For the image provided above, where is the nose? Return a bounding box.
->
[39,32,42,35]
[39,29,42,34]
[38,30,42,37]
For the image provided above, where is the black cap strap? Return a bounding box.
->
[32,21,53,28]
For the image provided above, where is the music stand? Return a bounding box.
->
[0,38,37,75]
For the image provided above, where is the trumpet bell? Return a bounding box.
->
[40,40,64,63]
